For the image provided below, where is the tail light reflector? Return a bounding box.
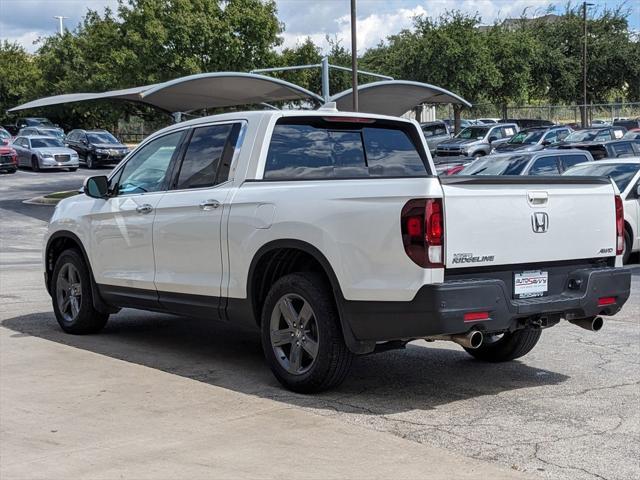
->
[464,311,490,322]
[615,195,624,255]
[598,296,616,306]
[401,198,444,268]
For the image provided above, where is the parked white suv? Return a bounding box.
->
[44,110,632,392]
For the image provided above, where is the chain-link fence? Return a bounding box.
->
[434,102,640,126]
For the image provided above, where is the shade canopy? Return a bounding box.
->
[8,72,324,113]
[330,80,471,115]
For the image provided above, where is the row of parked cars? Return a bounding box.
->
[420,119,640,263]
[0,117,130,174]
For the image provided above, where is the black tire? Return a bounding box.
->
[68,167,78,172]
[623,229,632,265]
[31,155,40,172]
[464,327,541,362]
[51,249,109,334]
[86,153,95,169]
[261,272,353,393]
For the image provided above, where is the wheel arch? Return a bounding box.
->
[45,231,116,314]
[243,239,372,354]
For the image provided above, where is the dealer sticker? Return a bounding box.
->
[514,270,548,299]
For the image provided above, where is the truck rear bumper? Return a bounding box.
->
[340,266,631,345]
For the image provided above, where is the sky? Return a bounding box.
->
[1,0,638,54]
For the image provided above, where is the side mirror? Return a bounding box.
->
[488,136,498,143]
[541,140,551,146]
[84,175,109,199]
[636,184,640,198]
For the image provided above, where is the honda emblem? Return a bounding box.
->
[531,212,549,233]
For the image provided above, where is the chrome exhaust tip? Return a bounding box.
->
[451,330,484,349]
[427,330,484,349]
[569,316,604,332]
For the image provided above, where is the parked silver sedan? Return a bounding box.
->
[11,136,79,171]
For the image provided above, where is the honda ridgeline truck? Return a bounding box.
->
[44,109,632,392]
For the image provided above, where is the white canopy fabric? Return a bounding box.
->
[7,85,156,112]
[7,73,324,113]
[330,80,472,115]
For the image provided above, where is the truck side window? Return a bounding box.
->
[612,142,633,158]
[560,154,588,171]
[264,120,428,180]
[175,124,233,189]
[529,156,560,175]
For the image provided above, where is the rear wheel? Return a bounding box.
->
[31,155,40,172]
[261,272,353,393]
[622,229,632,264]
[52,249,108,334]
[464,327,541,362]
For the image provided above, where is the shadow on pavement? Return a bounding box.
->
[2,309,569,415]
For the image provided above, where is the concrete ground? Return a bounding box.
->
[1,167,639,480]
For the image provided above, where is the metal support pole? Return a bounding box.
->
[582,2,593,128]
[321,57,330,103]
[350,0,358,112]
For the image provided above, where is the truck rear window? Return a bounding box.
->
[264,118,429,179]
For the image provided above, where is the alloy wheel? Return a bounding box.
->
[269,293,319,375]
[56,263,82,323]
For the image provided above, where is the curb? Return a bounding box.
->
[23,196,61,205]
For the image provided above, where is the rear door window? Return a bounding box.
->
[501,126,516,137]
[264,119,428,179]
[175,124,233,189]
[611,142,633,158]
[528,156,560,175]
[559,154,589,171]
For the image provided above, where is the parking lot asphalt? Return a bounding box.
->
[1,167,639,480]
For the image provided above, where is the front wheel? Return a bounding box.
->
[31,156,40,172]
[464,327,541,362]
[52,249,109,334]
[86,153,95,169]
[261,272,353,393]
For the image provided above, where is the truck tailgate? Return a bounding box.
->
[440,176,617,268]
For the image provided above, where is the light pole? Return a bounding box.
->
[53,16,68,35]
[582,2,594,128]
[350,0,358,112]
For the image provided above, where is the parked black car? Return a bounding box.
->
[613,118,640,130]
[4,117,63,136]
[65,129,129,169]
[556,139,640,160]
[492,125,572,153]
[499,118,555,128]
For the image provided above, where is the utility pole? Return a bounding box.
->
[582,2,593,128]
[350,0,358,112]
[53,16,68,35]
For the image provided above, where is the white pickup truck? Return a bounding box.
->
[44,109,632,392]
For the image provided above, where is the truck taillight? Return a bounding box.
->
[615,195,624,255]
[401,198,444,268]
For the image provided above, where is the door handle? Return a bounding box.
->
[199,199,221,210]
[136,204,153,214]
[527,191,548,206]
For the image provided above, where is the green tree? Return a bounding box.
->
[527,4,633,104]
[0,42,41,122]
